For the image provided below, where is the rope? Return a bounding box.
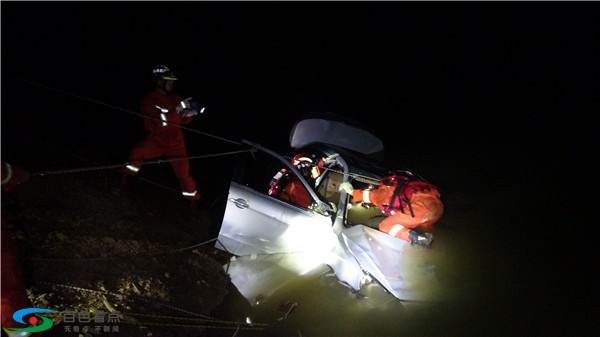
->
[29,280,215,319]
[41,312,264,332]
[28,280,268,330]
[124,312,268,327]
[26,238,219,262]
[16,134,192,194]
[171,237,218,253]
[8,75,242,146]
[119,321,264,331]
[30,149,252,177]
[21,133,376,185]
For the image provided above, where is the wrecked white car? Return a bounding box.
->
[215,117,442,305]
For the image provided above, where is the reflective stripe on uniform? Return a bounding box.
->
[362,190,371,204]
[182,190,197,197]
[155,105,169,126]
[1,162,13,185]
[388,224,405,237]
[126,165,140,173]
[155,105,169,113]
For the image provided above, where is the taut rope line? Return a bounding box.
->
[30,150,252,177]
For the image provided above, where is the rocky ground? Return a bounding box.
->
[2,167,240,337]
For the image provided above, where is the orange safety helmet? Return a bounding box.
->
[291,153,321,180]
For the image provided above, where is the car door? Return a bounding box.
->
[216,141,338,256]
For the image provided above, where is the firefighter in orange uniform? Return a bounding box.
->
[340,176,443,247]
[269,153,323,209]
[117,65,203,207]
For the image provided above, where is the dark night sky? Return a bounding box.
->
[1,2,597,191]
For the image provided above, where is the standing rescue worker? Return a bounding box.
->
[117,65,202,208]
[340,176,443,248]
[1,161,40,337]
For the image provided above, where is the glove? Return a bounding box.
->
[178,97,206,118]
[176,97,193,113]
[322,154,339,165]
[339,182,354,194]
[181,108,198,118]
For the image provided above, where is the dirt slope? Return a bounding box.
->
[2,169,234,337]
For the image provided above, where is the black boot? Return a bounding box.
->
[408,230,434,248]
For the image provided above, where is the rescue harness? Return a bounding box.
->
[379,172,440,218]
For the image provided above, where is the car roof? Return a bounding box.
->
[289,115,385,158]
[297,143,391,183]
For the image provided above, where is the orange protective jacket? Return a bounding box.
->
[352,184,443,242]
[140,89,193,147]
[280,178,312,208]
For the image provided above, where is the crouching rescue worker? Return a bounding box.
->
[115,65,204,212]
[268,153,323,209]
[1,161,41,337]
[340,173,443,248]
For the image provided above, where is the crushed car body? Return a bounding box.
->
[216,116,443,304]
